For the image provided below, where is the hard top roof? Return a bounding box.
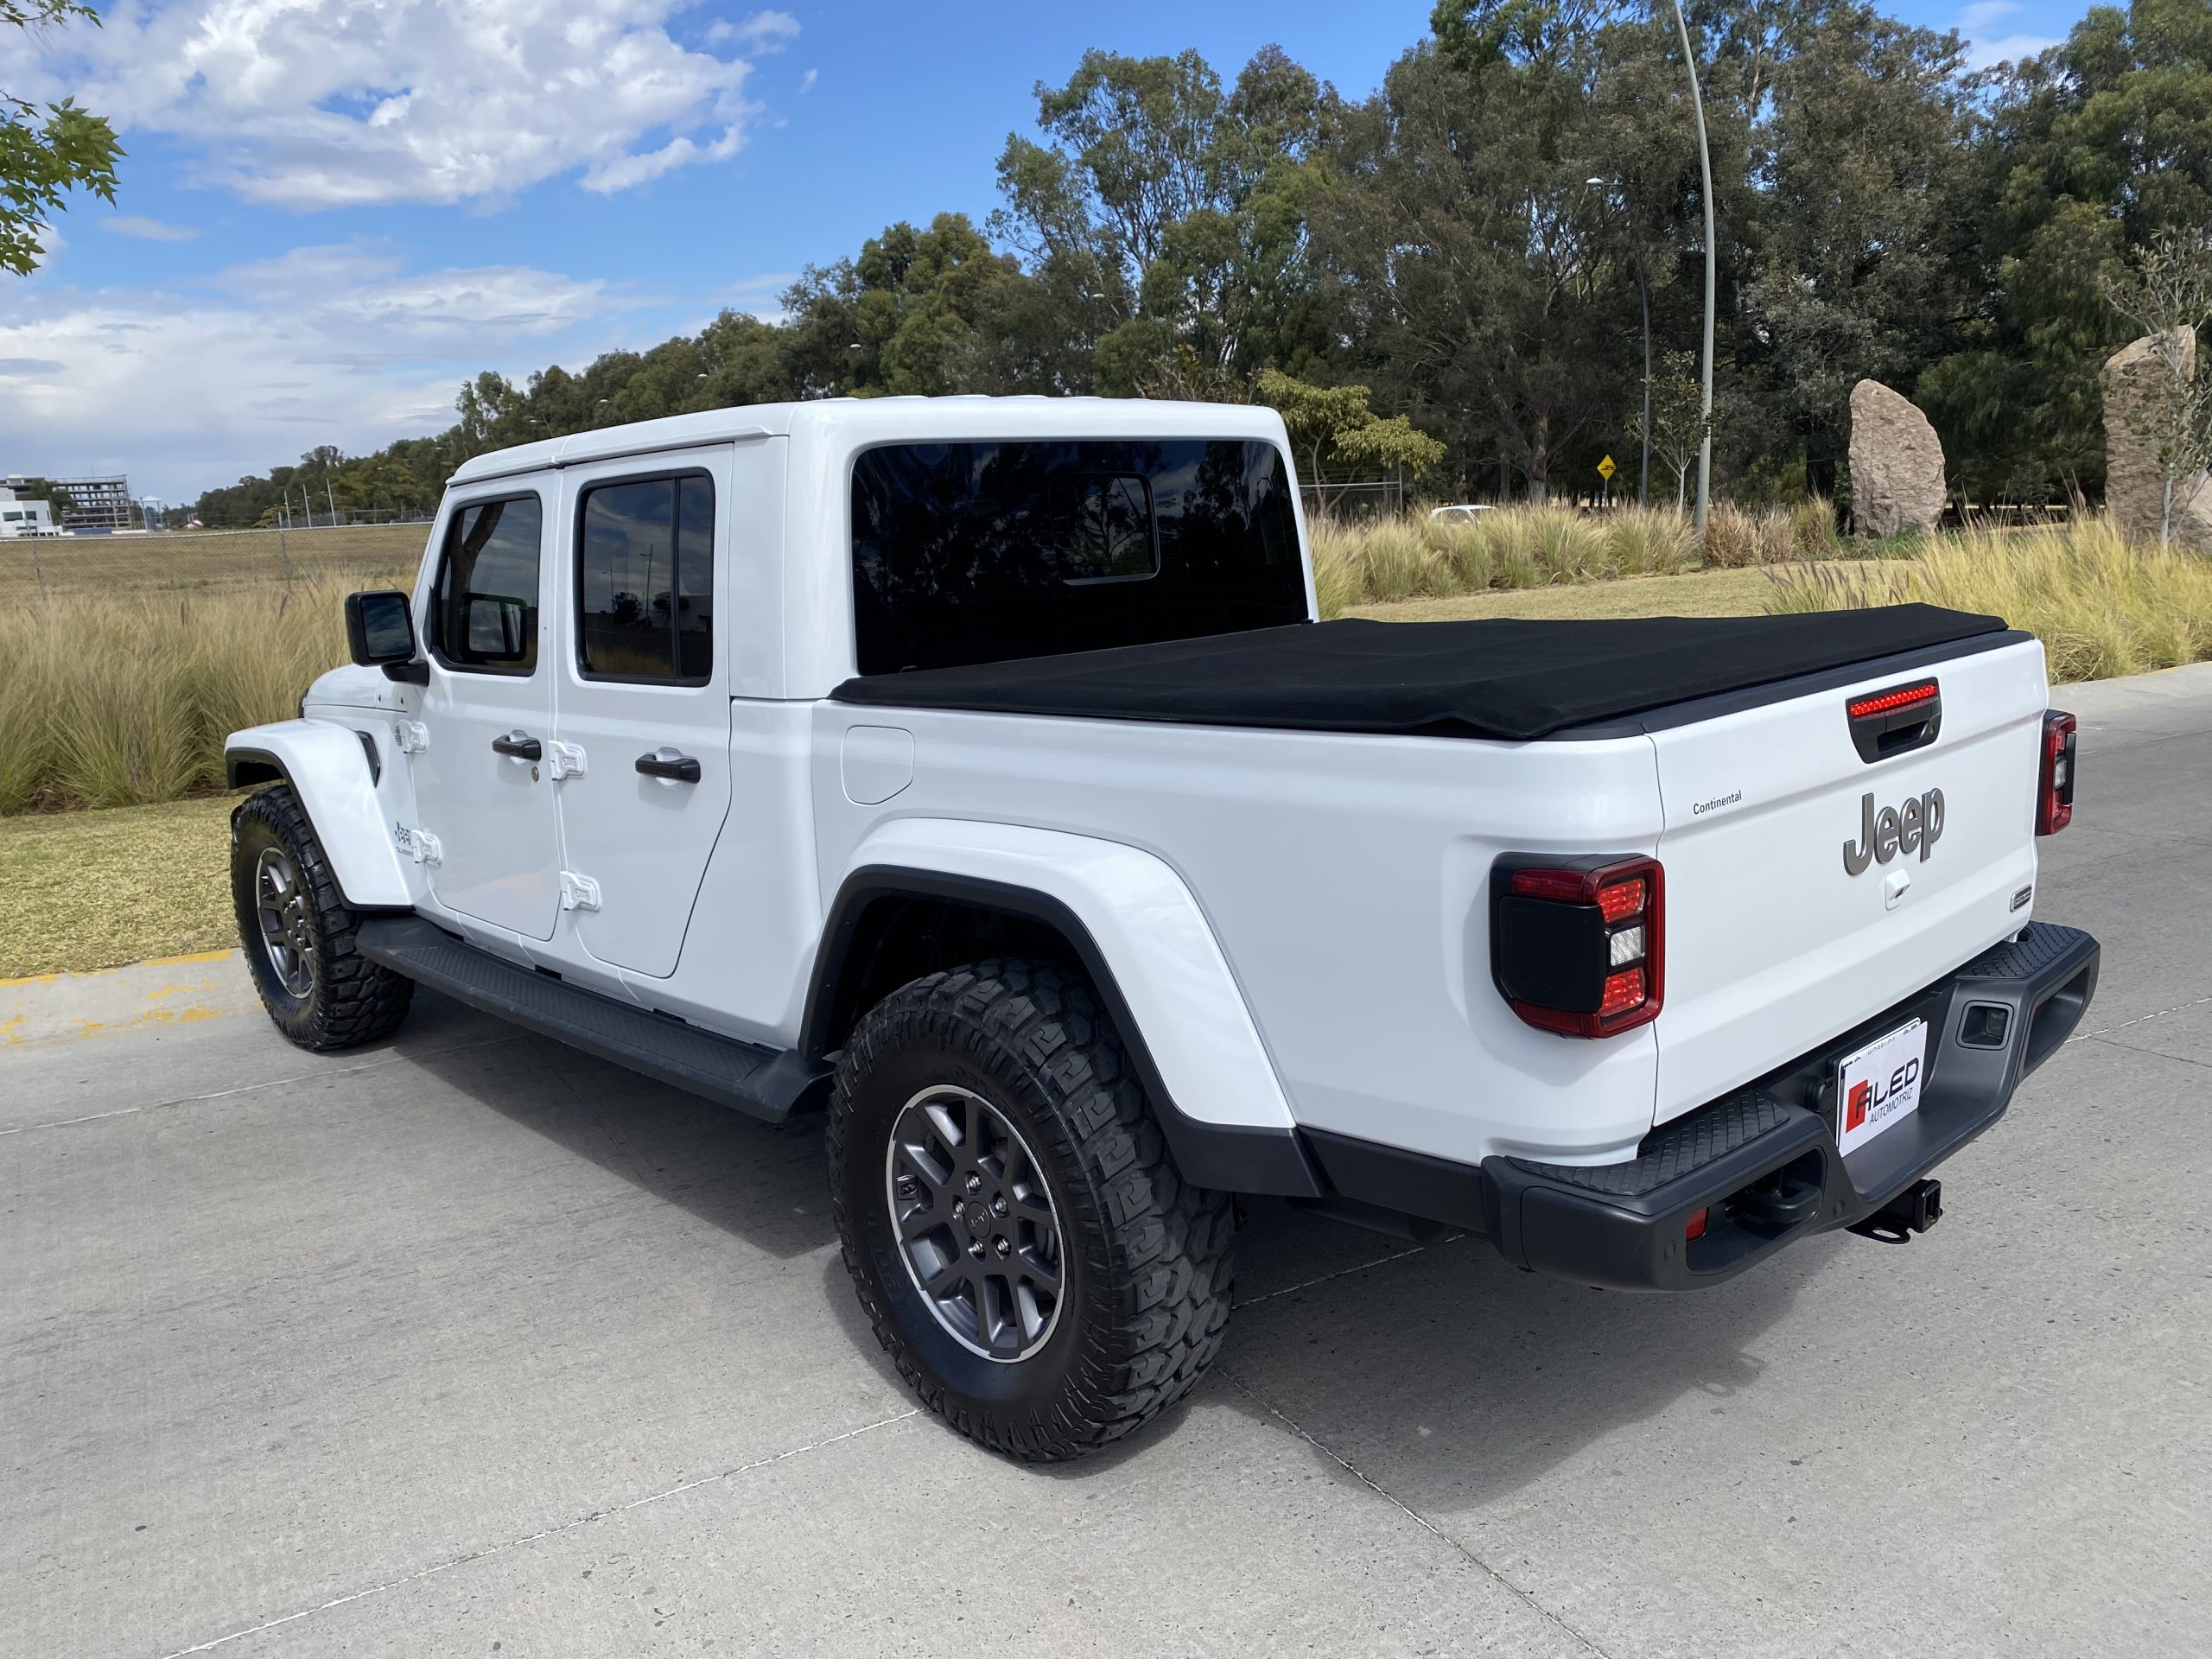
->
[447,395,1292,486]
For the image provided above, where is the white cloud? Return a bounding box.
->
[0,241,636,497]
[29,2,802,208]
[1963,31,2059,68]
[713,270,797,323]
[103,214,202,242]
[799,68,818,94]
[1955,2,2057,68]
[705,10,798,51]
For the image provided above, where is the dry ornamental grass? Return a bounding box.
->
[1765,514,2212,683]
[0,572,400,814]
[1308,500,1854,617]
[1313,505,1687,615]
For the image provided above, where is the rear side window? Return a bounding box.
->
[575,474,715,684]
[432,494,543,673]
[850,439,1305,675]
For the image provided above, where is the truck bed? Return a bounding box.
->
[830,606,2010,741]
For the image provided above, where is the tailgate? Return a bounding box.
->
[1649,639,2050,1124]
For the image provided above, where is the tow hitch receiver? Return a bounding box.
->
[1849,1178,1943,1244]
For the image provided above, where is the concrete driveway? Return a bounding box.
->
[5,667,2209,1658]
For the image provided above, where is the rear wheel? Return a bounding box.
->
[230,785,413,1051]
[828,958,1235,1461]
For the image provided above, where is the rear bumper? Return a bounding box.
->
[1304,920,2101,1292]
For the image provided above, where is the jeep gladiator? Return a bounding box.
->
[225,397,2099,1459]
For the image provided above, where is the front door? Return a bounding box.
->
[550,448,735,978]
[409,486,563,941]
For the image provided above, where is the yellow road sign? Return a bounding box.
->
[1597,454,1618,481]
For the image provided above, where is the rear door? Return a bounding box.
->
[410,487,562,940]
[1648,639,2050,1123]
[549,447,735,978]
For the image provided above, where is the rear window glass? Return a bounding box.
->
[849,439,1305,676]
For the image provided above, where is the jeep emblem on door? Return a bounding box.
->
[1843,787,1944,875]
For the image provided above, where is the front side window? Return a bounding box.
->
[432,494,543,673]
[576,474,714,684]
[850,439,1304,675]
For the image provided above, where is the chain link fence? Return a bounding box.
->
[1300,479,1408,522]
[1,522,432,601]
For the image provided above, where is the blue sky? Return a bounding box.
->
[8,0,2091,503]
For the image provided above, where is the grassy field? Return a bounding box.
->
[0,794,242,978]
[0,523,428,600]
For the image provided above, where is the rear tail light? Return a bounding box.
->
[2037,709,2075,836]
[1491,856,1664,1038]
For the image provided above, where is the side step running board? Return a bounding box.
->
[355,916,830,1123]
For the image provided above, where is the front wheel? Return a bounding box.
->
[230,785,414,1051]
[828,959,1236,1461]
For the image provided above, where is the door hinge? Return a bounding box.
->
[547,740,588,780]
[396,824,442,865]
[560,871,602,912]
[392,719,429,755]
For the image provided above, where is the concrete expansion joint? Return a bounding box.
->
[2087,1033,2212,1074]
[2067,993,2212,1047]
[1213,1365,1616,1659]
[1231,1238,1460,1310]
[156,1406,923,1658]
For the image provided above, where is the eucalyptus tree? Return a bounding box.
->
[994,47,1337,397]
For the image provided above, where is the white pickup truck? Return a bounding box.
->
[226,397,2099,1460]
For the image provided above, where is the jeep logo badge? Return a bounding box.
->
[1843,787,1943,876]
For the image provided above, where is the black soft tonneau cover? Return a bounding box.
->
[830,606,2011,741]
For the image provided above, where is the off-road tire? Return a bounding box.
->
[230,785,413,1051]
[829,958,1236,1461]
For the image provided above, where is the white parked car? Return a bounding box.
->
[226,397,2098,1459]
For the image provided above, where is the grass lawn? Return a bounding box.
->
[1347,562,1812,622]
[0,795,243,979]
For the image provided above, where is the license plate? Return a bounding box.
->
[1836,1018,1928,1156]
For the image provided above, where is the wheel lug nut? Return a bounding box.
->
[991,1196,1008,1217]
[964,1173,983,1193]
[995,1236,1011,1256]
[969,1241,986,1257]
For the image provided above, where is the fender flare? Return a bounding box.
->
[805,820,1321,1198]
[226,720,414,911]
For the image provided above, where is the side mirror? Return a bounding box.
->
[344,590,426,682]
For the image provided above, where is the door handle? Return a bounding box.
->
[492,731,543,761]
[635,749,702,784]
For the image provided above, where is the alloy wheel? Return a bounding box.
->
[884,1084,1064,1362]
[254,845,317,999]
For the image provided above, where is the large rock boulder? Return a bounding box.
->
[2103,328,2212,550]
[1847,379,1946,537]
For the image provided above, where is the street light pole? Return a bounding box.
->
[1635,245,1651,506]
[1672,0,1717,535]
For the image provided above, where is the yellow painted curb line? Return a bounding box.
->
[0,949,254,1046]
[0,947,236,990]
